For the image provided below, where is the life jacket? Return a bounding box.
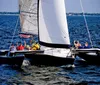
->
[17,45,24,50]
[31,43,40,50]
[84,46,91,49]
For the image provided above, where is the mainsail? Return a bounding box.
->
[19,0,38,35]
[19,0,71,48]
[38,0,70,48]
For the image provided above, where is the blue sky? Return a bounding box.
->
[0,0,19,12]
[0,0,100,13]
[65,0,100,13]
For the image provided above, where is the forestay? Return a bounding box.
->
[39,0,70,48]
[19,0,38,35]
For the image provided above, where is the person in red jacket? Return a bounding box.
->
[17,42,24,50]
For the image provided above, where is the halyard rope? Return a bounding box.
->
[8,15,19,55]
[79,0,93,48]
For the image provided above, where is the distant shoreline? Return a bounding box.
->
[0,12,19,16]
[0,12,19,15]
[0,14,19,16]
[66,13,100,16]
[0,12,100,16]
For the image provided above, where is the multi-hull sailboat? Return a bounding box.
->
[0,0,75,66]
[73,0,100,65]
[24,0,75,66]
[74,48,100,65]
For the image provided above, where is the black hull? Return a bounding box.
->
[0,55,24,67]
[25,53,74,66]
[77,53,100,65]
[0,50,44,67]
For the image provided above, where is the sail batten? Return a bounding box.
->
[21,11,37,14]
[38,0,70,48]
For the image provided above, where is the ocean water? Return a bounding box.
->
[0,15,100,85]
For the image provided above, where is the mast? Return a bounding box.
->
[38,0,71,48]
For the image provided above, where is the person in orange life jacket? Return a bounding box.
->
[17,42,24,50]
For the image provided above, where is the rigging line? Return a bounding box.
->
[20,0,37,31]
[21,1,37,11]
[79,0,93,48]
[8,15,19,52]
[24,18,37,26]
[20,0,37,13]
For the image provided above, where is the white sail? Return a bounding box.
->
[39,0,70,47]
[20,0,38,35]
[0,0,19,12]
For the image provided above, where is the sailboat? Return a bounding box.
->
[73,0,100,65]
[0,0,24,67]
[24,0,75,66]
